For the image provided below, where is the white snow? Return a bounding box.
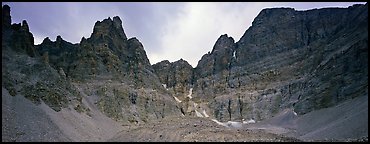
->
[243,119,256,124]
[211,119,227,127]
[202,109,209,118]
[162,84,167,89]
[193,102,198,108]
[227,121,243,128]
[173,96,182,103]
[187,88,193,99]
[293,110,298,116]
[195,110,204,117]
[211,119,243,128]
[233,51,236,58]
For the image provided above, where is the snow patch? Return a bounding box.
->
[211,119,227,127]
[293,110,297,116]
[193,102,198,108]
[233,51,236,58]
[162,84,169,90]
[187,88,193,99]
[202,109,209,118]
[173,96,182,103]
[243,119,256,124]
[227,121,243,128]
[195,110,204,117]
[211,119,243,128]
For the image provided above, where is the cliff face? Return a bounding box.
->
[2,6,83,112]
[189,4,368,121]
[153,59,193,98]
[37,16,157,88]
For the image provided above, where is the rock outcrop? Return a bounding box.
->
[2,4,11,30]
[153,59,194,97]
[39,15,179,123]
[2,5,38,57]
[195,34,236,78]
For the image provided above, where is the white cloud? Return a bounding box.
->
[151,2,277,67]
[33,34,45,45]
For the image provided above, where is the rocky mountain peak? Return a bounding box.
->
[112,16,122,29]
[21,20,29,31]
[127,37,143,49]
[80,36,87,43]
[153,58,194,96]
[173,58,193,68]
[56,35,63,42]
[211,34,235,54]
[42,37,52,44]
[2,5,11,30]
[2,5,37,57]
[91,16,127,41]
[195,34,236,79]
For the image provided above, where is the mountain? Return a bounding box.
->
[189,3,368,121]
[2,3,180,129]
[2,3,368,142]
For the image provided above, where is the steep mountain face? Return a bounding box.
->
[2,5,38,58]
[38,16,158,88]
[2,5,84,113]
[188,4,368,121]
[2,5,180,128]
[153,59,194,97]
[195,34,236,78]
[152,59,195,116]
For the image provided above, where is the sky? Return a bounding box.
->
[2,2,366,67]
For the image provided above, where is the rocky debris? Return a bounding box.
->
[2,88,71,142]
[109,116,301,142]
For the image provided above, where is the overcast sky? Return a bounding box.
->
[2,2,366,67]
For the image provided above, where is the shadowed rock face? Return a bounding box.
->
[2,5,11,30]
[190,4,368,121]
[195,34,236,79]
[2,5,38,57]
